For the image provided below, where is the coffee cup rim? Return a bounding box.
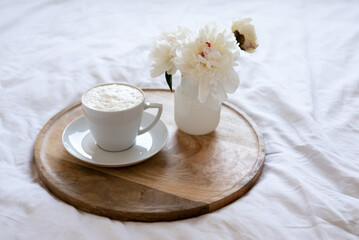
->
[81,83,145,113]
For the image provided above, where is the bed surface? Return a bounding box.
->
[0,0,358,239]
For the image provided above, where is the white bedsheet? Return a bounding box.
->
[1,0,358,239]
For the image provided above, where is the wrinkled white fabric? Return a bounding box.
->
[0,0,358,239]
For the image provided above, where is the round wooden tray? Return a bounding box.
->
[34,89,265,222]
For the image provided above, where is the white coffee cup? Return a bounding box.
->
[81,83,163,152]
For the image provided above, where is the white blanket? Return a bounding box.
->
[1,0,358,239]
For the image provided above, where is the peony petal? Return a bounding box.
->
[198,79,210,103]
[149,27,194,79]
[173,22,241,102]
[150,61,172,77]
[211,83,227,102]
[150,65,166,78]
[167,65,177,75]
[223,68,239,93]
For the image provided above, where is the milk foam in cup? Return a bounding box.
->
[81,83,163,152]
[82,84,144,112]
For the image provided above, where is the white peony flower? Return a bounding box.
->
[232,18,258,53]
[175,24,240,103]
[148,26,193,78]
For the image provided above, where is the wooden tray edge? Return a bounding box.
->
[33,89,266,221]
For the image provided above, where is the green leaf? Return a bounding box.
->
[165,71,172,91]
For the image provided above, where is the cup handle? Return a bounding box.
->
[138,103,163,135]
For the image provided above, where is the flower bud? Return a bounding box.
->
[232,18,258,53]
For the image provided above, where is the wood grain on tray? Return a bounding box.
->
[34,89,265,222]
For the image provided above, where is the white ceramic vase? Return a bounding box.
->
[174,77,222,135]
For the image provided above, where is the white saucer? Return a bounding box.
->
[62,112,168,167]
